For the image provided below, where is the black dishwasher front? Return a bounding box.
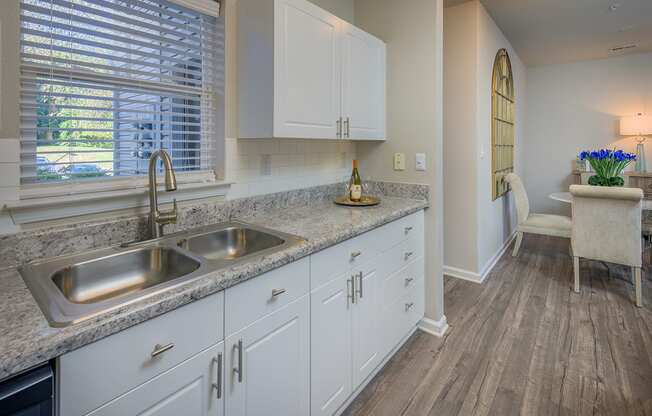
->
[0,364,53,416]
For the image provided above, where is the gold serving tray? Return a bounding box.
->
[334,195,381,207]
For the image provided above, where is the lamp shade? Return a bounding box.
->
[620,113,652,136]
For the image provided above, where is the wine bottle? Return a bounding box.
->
[349,160,362,202]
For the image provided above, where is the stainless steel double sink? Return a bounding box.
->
[20,222,305,327]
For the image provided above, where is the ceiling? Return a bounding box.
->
[445,0,652,67]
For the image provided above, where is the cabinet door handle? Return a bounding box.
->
[233,339,243,383]
[404,251,414,261]
[344,117,350,138]
[351,250,362,260]
[151,343,174,358]
[347,276,355,305]
[271,288,286,298]
[404,226,413,234]
[405,302,414,312]
[356,271,363,299]
[212,353,223,399]
[337,118,342,138]
[405,277,414,285]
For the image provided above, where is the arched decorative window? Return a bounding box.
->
[491,48,515,200]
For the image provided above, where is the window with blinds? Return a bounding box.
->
[19,0,223,184]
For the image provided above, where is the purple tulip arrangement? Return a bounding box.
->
[578,149,637,187]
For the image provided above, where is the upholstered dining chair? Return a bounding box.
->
[505,173,572,256]
[570,185,643,307]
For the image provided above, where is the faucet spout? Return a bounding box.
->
[149,150,178,239]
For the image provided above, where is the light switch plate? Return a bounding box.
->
[394,153,406,171]
[415,153,426,171]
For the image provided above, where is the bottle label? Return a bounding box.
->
[350,184,362,201]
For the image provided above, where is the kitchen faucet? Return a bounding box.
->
[148,150,178,238]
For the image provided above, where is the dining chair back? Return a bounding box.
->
[570,184,643,306]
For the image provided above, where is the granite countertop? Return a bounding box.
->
[0,196,427,381]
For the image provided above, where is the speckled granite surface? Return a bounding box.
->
[0,183,427,381]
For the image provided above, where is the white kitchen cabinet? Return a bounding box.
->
[310,274,352,416]
[87,343,224,416]
[310,259,381,414]
[341,22,386,141]
[225,296,310,416]
[237,0,386,140]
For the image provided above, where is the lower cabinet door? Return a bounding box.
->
[225,296,309,416]
[310,275,352,416]
[351,263,381,389]
[87,343,224,416]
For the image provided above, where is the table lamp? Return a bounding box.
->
[620,113,652,172]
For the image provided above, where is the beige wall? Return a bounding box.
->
[443,1,479,273]
[524,52,652,216]
[443,1,526,277]
[354,0,445,322]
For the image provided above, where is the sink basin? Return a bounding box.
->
[179,227,285,260]
[51,247,200,304]
[20,221,304,327]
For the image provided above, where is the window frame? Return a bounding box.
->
[3,0,227,224]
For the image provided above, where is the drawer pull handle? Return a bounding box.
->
[151,343,174,358]
[351,250,362,259]
[233,339,243,383]
[405,277,414,285]
[356,271,363,299]
[404,251,414,261]
[212,353,223,399]
[271,288,286,298]
[405,302,415,311]
[347,276,355,305]
[405,226,414,234]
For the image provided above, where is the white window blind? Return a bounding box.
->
[19,0,223,184]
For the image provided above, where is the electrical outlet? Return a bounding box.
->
[394,153,406,171]
[415,153,426,171]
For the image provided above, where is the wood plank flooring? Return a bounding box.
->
[343,234,652,416]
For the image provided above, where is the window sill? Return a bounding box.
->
[5,177,232,224]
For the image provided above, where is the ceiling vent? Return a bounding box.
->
[609,43,638,53]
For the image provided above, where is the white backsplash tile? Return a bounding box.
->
[226,138,356,199]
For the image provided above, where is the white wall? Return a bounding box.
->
[443,1,526,278]
[354,0,446,323]
[524,52,652,216]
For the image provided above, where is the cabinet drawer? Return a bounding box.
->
[380,211,424,252]
[59,293,223,416]
[379,239,423,279]
[382,257,424,305]
[225,257,309,336]
[346,228,383,270]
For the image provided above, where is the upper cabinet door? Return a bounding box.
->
[274,0,342,139]
[341,23,386,140]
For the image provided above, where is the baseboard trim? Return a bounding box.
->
[443,265,483,283]
[444,232,516,284]
[418,315,448,337]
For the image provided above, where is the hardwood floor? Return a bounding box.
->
[343,234,652,416]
